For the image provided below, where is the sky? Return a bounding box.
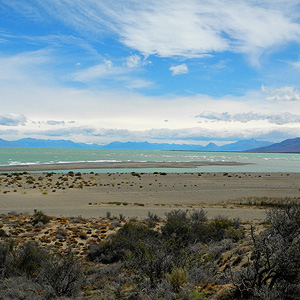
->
[1,0,300,145]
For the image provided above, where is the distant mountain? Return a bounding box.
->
[220,139,273,152]
[249,137,300,153]
[0,137,273,151]
[203,142,219,151]
[101,141,205,151]
[0,138,103,149]
[99,139,272,151]
[0,138,20,147]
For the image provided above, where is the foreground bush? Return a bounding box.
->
[87,222,160,264]
[232,204,300,299]
[161,210,243,247]
[0,241,84,299]
[87,209,245,298]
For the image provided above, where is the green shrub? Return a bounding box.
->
[162,210,190,247]
[87,222,160,264]
[206,217,242,242]
[162,209,235,246]
[166,267,188,293]
[126,239,175,283]
[32,210,50,226]
[224,227,244,242]
[5,242,48,278]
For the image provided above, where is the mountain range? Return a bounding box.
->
[248,137,300,153]
[0,137,276,152]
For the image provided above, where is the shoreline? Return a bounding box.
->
[0,161,248,172]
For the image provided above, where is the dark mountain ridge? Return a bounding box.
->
[248,137,300,153]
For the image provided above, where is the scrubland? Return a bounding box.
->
[0,201,299,299]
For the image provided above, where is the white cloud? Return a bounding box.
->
[72,59,121,82]
[169,63,188,76]
[0,44,299,144]
[196,111,300,125]
[262,85,300,101]
[0,114,27,126]
[123,54,151,68]
[5,1,300,61]
[4,123,300,145]
[0,49,53,83]
[124,78,153,89]
[71,57,153,88]
[124,54,141,68]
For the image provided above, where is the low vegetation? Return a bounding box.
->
[231,196,300,208]
[0,202,299,299]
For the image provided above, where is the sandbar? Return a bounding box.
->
[0,161,247,172]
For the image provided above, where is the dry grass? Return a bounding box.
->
[229,196,300,208]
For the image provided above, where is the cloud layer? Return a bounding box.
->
[196,111,300,125]
[1,1,300,144]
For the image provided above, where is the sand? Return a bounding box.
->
[1,162,299,221]
[0,161,247,172]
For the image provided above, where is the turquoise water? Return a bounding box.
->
[0,147,300,173]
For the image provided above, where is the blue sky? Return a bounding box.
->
[1,0,300,145]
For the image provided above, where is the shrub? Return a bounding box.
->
[38,250,84,298]
[0,276,49,300]
[147,211,161,223]
[206,217,241,242]
[162,210,190,247]
[5,242,48,278]
[32,210,50,226]
[0,241,9,278]
[87,222,160,264]
[190,209,208,223]
[166,267,188,293]
[224,227,243,242]
[0,241,84,298]
[162,209,236,246]
[233,204,300,299]
[125,239,175,283]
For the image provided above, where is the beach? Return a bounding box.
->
[1,162,299,221]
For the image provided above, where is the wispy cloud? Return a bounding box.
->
[0,49,53,82]
[4,1,300,61]
[46,120,66,126]
[196,111,300,125]
[71,57,153,89]
[124,78,153,89]
[71,59,122,82]
[2,1,300,145]
[169,63,188,76]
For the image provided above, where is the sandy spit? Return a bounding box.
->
[0,161,247,172]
